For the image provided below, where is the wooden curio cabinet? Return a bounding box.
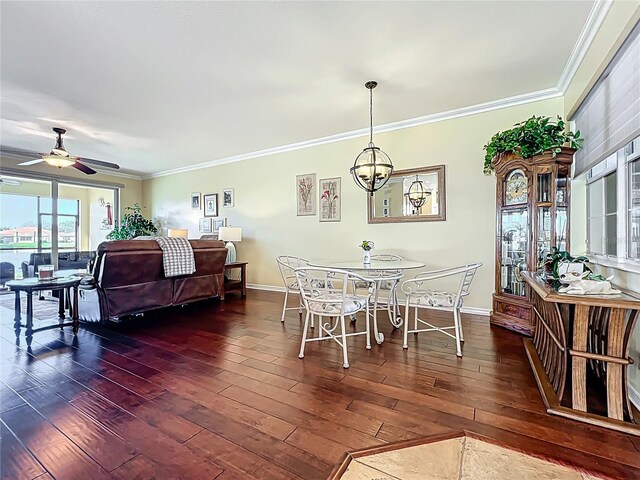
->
[490,147,575,335]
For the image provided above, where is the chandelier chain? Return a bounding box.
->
[369,87,374,145]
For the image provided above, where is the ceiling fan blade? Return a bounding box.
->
[75,157,120,170]
[71,161,97,175]
[17,158,45,166]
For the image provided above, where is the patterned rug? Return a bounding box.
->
[0,290,62,321]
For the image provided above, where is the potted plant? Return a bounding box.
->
[544,247,590,279]
[106,203,158,240]
[359,240,374,264]
[483,115,583,174]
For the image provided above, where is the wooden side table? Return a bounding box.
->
[221,262,247,300]
[7,276,81,346]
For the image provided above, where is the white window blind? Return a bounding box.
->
[572,23,640,177]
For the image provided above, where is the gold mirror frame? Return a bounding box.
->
[367,165,446,224]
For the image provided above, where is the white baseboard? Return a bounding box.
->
[246,283,491,316]
[630,383,640,411]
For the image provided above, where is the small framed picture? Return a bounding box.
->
[213,217,227,232]
[191,192,201,210]
[198,218,212,233]
[203,194,218,217]
[223,188,234,208]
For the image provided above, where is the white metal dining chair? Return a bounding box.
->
[276,256,309,323]
[401,263,482,357]
[295,267,374,368]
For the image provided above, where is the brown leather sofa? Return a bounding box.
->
[91,239,228,321]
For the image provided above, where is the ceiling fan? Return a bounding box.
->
[1,127,120,175]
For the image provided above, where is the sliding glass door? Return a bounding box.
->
[0,173,119,280]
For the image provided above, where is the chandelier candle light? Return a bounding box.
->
[350,81,394,195]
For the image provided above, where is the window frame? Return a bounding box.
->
[586,137,640,272]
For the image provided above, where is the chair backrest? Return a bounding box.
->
[294,266,372,315]
[276,256,309,287]
[457,262,483,298]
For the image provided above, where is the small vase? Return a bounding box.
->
[363,250,371,264]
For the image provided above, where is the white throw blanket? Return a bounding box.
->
[154,237,196,277]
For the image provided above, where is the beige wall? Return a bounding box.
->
[144,97,565,312]
[564,2,640,400]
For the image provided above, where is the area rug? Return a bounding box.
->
[0,290,61,321]
[330,431,606,480]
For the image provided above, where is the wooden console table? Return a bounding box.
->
[521,272,639,436]
[221,262,247,300]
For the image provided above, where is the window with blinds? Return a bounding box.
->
[572,22,640,178]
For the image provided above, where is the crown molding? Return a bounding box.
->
[143,2,609,181]
[557,0,613,94]
[144,86,561,179]
[90,167,143,180]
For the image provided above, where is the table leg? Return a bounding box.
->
[571,304,589,412]
[606,308,626,420]
[72,286,79,335]
[241,264,247,297]
[372,281,384,344]
[26,292,33,346]
[58,288,65,320]
[13,291,21,333]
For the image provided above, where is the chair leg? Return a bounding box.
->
[453,309,463,357]
[281,290,289,322]
[403,298,410,349]
[310,313,315,329]
[299,311,310,359]
[339,315,349,368]
[365,304,371,350]
[458,308,464,342]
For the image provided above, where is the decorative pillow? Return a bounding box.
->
[411,289,456,307]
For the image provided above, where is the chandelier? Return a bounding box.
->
[350,81,394,195]
[404,175,431,211]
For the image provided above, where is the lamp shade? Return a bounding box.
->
[167,228,189,238]
[219,227,242,242]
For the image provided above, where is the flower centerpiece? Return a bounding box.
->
[359,240,374,264]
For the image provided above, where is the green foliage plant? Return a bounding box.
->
[483,115,583,174]
[106,203,158,240]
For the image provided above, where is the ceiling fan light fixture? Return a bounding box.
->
[43,154,75,168]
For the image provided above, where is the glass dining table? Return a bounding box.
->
[307,259,426,343]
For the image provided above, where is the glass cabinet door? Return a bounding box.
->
[536,207,551,272]
[500,208,528,296]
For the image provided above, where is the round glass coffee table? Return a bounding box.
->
[7,276,82,345]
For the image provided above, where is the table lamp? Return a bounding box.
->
[168,228,189,238]
[219,226,242,263]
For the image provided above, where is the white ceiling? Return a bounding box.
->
[0,1,595,177]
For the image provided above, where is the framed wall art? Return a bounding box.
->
[296,173,316,216]
[191,192,201,210]
[222,188,234,208]
[319,177,341,222]
[198,218,212,233]
[213,217,227,232]
[203,193,218,217]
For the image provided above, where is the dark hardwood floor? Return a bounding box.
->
[1,290,638,479]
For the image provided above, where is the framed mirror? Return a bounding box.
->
[368,165,446,223]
